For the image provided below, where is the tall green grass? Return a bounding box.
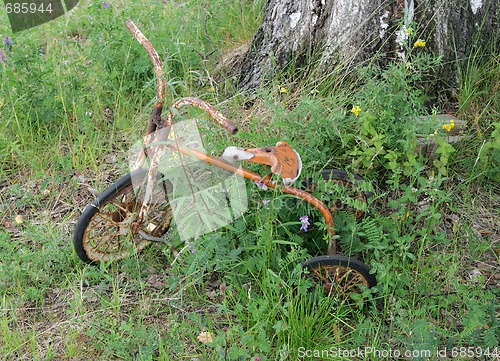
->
[1,0,499,360]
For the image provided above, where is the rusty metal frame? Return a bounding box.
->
[125,20,166,135]
[168,143,338,254]
[125,20,338,255]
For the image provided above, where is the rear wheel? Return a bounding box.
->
[301,169,371,221]
[73,169,173,264]
[319,169,371,220]
[302,255,376,298]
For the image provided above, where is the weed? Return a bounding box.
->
[0,1,498,359]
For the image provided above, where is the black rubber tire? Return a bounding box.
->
[73,168,172,264]
[320,169,372,219]
[302,255,377,292]
[320,169,368,188]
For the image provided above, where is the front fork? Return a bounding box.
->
[132,131,168,225]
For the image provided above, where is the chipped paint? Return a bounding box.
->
[222,146,254,162]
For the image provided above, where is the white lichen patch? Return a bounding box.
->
[290,12,301,29]
[312,13,318,27]
[379,10,389,39]
[396,25,409,46]
[470,0,482,14]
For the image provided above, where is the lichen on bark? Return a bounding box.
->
[223,0,498,94]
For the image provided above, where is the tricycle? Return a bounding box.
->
[73,21,376,297]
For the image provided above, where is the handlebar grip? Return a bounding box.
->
[225,122,239,135]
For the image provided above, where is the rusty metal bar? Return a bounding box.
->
[125,20,166,134]
[167,143,337,254]
[172,97,239,135]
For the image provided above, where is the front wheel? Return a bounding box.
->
[73,168,173,264]
[302,255,376,298]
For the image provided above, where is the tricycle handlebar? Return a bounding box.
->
[125,20,165,103]
[172,97,238,135]
[126,20,165,134]
[126,20,238,135]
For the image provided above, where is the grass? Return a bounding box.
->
[1,0,499,360]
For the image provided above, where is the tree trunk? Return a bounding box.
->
[231,0,499,94]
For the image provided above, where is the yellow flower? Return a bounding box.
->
[351,105,361,117]
[442,119,455,132]
[413,39,426,48]
[405,27,414,35]
[280,86,287,93]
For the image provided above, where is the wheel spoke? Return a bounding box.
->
[303,255,374,301]
[107,200,129,213]
[93,212,120,225]
[85,231,115,253]
[85,222,109,231]
[76,170,174,263]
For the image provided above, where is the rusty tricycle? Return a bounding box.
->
[73,21,376,297]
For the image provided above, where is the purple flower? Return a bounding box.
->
[299,215,310,232]
[262,199,270,206]
[0,50,6,63]
[255,181,268,190]
[3,36,12,51]
[186,240,195,254]
[101,1,110,8]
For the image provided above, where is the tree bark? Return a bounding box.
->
[231,0,499,93]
